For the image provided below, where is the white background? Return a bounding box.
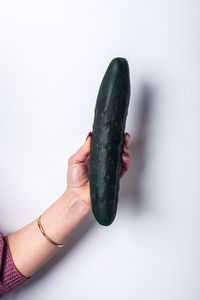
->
[0,1,199,299]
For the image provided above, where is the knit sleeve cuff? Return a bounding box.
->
[0,234,31,297]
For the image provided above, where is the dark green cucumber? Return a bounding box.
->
[90,57,131,226]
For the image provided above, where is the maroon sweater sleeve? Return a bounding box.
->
[0,232,31,297]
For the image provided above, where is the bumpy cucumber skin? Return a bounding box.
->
[90,57,131,226]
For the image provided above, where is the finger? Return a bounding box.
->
[122,145,131,156]
[122,152,131,168]
[120,159,131,178]
[120,162,129,178]
[120,150,131,178]
[70,132,92,164]
[120,168,126,178]
[123,132,131,148]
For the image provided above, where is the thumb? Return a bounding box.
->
[71,132,92,164]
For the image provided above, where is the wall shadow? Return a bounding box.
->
[120,81,156,212]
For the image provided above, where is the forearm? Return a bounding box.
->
[7,191,91,278]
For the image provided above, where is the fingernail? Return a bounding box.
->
[126,132,131,138]
[123,152,129,157]
[86,132,92,141]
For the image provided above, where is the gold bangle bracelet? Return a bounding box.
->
[37,215,65,248]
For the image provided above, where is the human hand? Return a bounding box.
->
[66,132,131,209]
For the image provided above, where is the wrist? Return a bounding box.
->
[40,191,91,245]
[64,188,91,215]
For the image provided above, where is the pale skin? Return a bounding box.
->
[7,132,131,278]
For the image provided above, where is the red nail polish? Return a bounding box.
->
[86,132,92,141]
[123,152,129,157]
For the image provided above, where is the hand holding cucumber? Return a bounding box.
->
[66,130,131,211]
